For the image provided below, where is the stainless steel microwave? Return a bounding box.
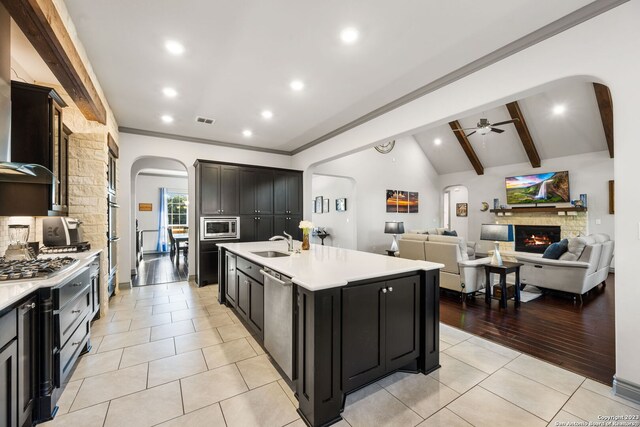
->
[200,217,240,240]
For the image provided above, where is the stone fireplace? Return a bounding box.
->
[514,225,561,253]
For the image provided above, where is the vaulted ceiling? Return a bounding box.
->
[62,0,600,153]
[414,80,610,175]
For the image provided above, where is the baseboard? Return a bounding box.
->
[613,376,640,404]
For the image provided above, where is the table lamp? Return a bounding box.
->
[384,221,405,252]
[480,224,514,266]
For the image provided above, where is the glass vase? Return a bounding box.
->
[302,230,310,250]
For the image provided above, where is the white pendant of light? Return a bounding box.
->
[261,110,273,119]
[162,87,178,98]
[161,115,174,124]
[165,40,185,55]
[242,129,253,137]
[290,80,305,91]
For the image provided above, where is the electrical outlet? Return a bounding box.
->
[595,219,601,225]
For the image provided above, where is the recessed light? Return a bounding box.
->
[552,104,566,115]
[162,87,177,98]
[165,40,185,55]
[242,129,253,137]
[261,110,273,119]
[340,27,359,44]
[434,138,442,146]
[161,115,174,124]
[290,80,305,91]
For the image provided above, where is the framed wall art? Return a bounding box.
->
[336,198,347,212]
[456,203,468,217]
[315,196,323,214]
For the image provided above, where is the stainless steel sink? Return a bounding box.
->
[251,251,290,258]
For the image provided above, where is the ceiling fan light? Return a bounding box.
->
[478,127,491,135]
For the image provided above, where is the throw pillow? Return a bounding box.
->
[542,239,569,259]
[443,230,458,236]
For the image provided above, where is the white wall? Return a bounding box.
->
[439,151,614,253]
[446,186,469,238]
[290,2,640,392]
[135,174,188,252]
[119,132,293,281]
[311,175,356,249]
[313,136,440,253]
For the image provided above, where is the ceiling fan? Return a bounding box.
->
[452,118,519,137]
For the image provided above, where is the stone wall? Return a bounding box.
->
[495,211,589,252]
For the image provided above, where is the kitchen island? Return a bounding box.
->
[217,241,443,427]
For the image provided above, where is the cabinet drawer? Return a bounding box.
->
[56,318,90,387]
[0,308,17,350]
[54,267,91,310]
[55,287,91,348]
[237,257,263,284]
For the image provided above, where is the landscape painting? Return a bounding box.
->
[386,190,399,212]
[408,192,419,213]
[397,191,409,213]
[506,171,570,204]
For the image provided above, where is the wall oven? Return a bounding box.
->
[200,217,240,241]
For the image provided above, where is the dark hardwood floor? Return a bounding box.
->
[132,253,189,286]
[440,274,615,385]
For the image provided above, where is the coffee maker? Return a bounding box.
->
[43,217,84,247]
[4,224,35,260]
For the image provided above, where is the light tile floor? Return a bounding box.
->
[42,282,639,427]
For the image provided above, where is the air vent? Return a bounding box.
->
[195,116,216,125]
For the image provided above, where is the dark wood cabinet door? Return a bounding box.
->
[255,217,273,241]
[272,215,287,237]
[225,254,237,305]
[255,170,274,214]
[385,276,421,371]
[239,216,256,242]
[0,340,18,427]
[249,281,264,337]
[237,271,250,316]
[273,172,287,215]
[341,281,386,392]
[239,169,256,215]
[220,166,239,216]
[286,173,302,215]
[198,250,219,286]
[286,215,302,240]
[18,297,37,427]
[200,164,221,215]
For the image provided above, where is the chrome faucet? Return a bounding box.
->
[269,231,294,252]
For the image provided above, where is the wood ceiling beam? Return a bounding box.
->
[505,101,541,168]
[449,120,484,175]
[593,82,614,158]
[2,0,107,124]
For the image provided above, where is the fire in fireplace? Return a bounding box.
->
[514,225,561,253]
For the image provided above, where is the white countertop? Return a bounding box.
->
[0,249,103,312]
[217,242,443,291]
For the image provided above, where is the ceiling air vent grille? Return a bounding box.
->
[195,116,216,125]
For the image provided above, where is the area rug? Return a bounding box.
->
[476,285,542,302]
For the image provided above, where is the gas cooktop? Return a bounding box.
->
[0,257,79,282]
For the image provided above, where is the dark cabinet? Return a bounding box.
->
[0,307,18,427]
[274,171,302,215]
[10,81,69,216]
[237,271,250,317]
[199,246,219,286]
[235,263,264,340]
[0,340,18,427]
[273,215,301,240]
[341,275,420,392]
[225,253,237,306]
[200,164,239,216]
[240,168,273,215]
[240,215,273,242]
[17,297,37,427]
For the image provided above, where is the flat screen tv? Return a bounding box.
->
[505,171,570,205]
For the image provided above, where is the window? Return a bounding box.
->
[167,192,188,226]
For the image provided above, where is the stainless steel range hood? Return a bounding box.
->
[0,4,56,185]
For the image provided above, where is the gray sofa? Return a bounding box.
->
[408,228,477,259]
[515,233,614,301]
[398,233,490,299]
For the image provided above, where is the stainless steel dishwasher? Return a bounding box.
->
[260,267,293,380]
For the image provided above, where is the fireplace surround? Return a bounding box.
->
[514,225,561,253]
